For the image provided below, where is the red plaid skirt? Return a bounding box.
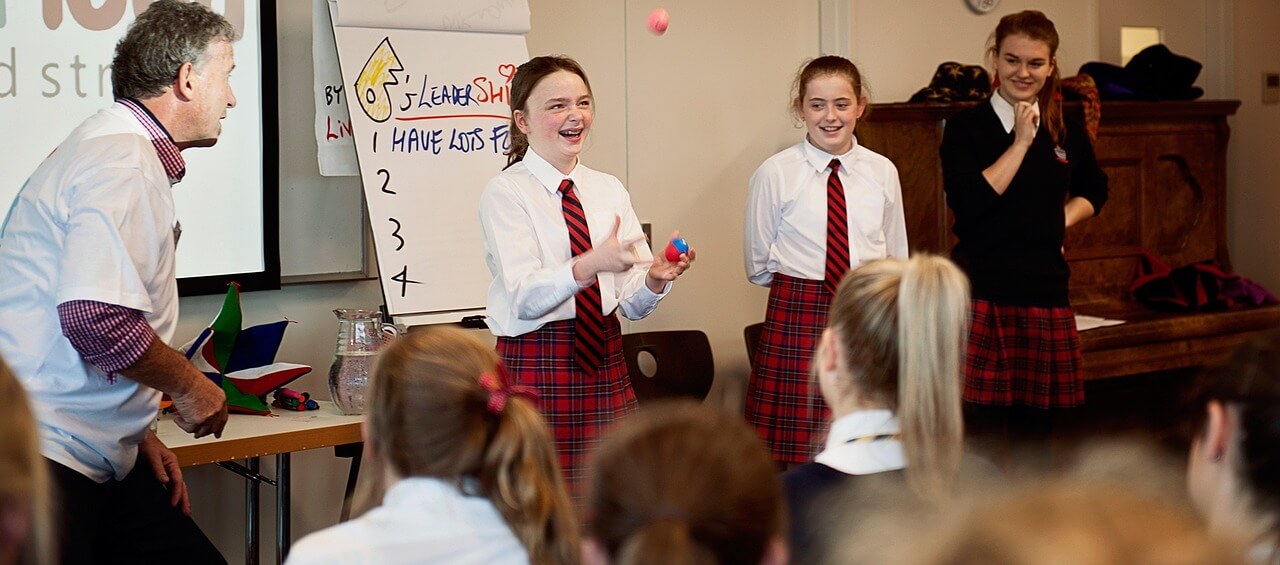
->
[744,274,832,463]
[964,299,1084,408]
[496,315,636,490]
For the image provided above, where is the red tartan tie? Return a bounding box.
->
[824,159,851,295]
[559,179,606,375]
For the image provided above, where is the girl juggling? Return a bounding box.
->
[479,56,694,487]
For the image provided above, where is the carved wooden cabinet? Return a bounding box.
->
[858,100,1280,380]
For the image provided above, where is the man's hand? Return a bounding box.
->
[140,430,191,515]
[121,340,229,439]
[171,376,228,439]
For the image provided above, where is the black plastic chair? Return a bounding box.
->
[621,330,715,402]
[744,322,765,371]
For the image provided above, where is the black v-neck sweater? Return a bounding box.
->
[940,102,1108,306]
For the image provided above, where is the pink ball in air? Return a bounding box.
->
[647,8,669,35]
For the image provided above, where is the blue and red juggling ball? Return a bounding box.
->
[664,237,690,262]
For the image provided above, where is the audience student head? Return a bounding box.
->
[0,358,51,565]
[1186,329,1280,554]
[903,477,1244,565]
[367,327,578,565]
[584,401,786,565]
[791,55,868,156]
[814,255,970,500]
[987,10,1064,144]
[504,55,594,170]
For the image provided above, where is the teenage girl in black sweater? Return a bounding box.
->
[940,10,1108,459]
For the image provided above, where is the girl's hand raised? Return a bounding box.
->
[646,230,695,293]
[1013,101,1039,148]
[572,215,646,280]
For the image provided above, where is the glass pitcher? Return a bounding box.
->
[328,308,400,415]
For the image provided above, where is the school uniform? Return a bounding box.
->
[478,147,669,487]
[743,137,908,462]
[782,410,907,565]
[783,409,1001,563]
[940,95,1108,409]
[286,477,529,565]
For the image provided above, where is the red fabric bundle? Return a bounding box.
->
[1131,252,1278,312]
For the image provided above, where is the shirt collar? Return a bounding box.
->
[989,93,1040,135]
[801,136,859,174]
[814,409,905,475]
[522,147,580,195]
[382,477,475,507]
[117,97,186,185]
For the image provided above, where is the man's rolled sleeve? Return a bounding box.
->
[57,300,156,379]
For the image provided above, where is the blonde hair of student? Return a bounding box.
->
[824,255,969,501]
[586,401,786,565]
[0,358,52,565]
[368,327,578,565]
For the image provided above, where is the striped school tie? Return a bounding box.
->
[824,159,850,296]
[559,179,606,375]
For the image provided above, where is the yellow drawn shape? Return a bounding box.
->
[355,38,404,123]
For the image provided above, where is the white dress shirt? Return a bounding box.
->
[814,409,905,475]
[990,93,1041,134]
[0,103,177,482]
[286,477,530,565]
[744,137,908,286]
[479,148,668,337]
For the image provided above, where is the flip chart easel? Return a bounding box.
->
[329,0,530,326]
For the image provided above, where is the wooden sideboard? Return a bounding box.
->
[858,100,1280,380]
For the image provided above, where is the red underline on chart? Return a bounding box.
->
[396,114,509,121]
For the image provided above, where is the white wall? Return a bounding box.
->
[1228,0,1280,292]
[621,0,819,410]
[1097,0,1208,70]
[527,0,628,181]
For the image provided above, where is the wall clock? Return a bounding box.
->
[967,0,1000,14]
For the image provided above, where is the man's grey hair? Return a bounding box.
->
[111,0,237,100]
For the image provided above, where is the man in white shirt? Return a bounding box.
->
[0,1,236,562]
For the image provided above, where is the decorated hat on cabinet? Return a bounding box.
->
[908,62,991,103]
